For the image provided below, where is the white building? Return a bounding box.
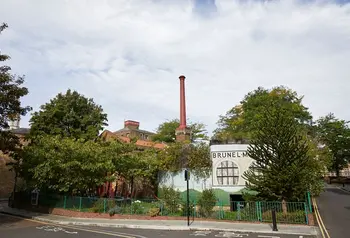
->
[158,144,256,205]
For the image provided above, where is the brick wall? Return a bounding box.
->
[0,154,15,198]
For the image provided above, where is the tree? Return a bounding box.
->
[159,141,211,178]
[0,23,31,152]
[29,89,107,141]
[21,136,137,194]
[152,119,208,143]
[121,148,161,198]
[214,86,312,141]
[242,100,324,212]
[315,113,350,177]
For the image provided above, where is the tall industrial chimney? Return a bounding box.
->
[175,75,191,142]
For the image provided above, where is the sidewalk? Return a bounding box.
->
[325,182,350,192]
[341,184,350,192]
[0,205,319,236]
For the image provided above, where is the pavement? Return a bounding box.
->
[0,213,316,238]
[0,201,318,237]
[316,184,350,238]
[339,183,350,192]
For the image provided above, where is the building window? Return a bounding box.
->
[216,160,239,185]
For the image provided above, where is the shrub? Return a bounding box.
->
[108,206,122,216]
[91,199,105,213]
[148,207,160,217]
[131,200,144,214]
[91,198,116,213]
[197,189,217,218]
[158,186,182,214]
[179,200,196,216]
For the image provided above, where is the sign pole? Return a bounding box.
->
[187,176,190,226]
[185,170,190,226]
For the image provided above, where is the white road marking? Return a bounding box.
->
[36,225,78,234]
[215,232,249,237]
[190,231,212,236]
[257,236,280,238]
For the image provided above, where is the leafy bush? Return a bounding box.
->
[108,206,122,216]
[197,189,217,218]
[91,199,105,213]
[158,186,182,214]
[91,198,116,213]
[131,200,144,214]
[179,200,196,216]
[148,207,160,217]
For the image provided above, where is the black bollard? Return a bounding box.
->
[271,207,278,231]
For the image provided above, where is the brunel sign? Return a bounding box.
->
[212,151,248,159]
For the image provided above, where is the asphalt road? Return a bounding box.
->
[316,186,350,238]
[0,213,315,238]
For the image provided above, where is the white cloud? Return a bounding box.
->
[1,0,350,135]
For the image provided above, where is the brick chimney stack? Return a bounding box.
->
[175,75,191,142]
[124,120,140,130]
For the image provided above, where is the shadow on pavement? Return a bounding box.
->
[326,188,350,196]
[0,213,26,228]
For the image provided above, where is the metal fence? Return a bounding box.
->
[37,194,309,225]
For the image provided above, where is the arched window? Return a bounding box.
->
[216,160,239,185]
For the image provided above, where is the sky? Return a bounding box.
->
[1,0,350,136]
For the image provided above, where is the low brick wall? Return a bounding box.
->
[17,206,312,226]
[51,208,188,220]
[307,213,315,226]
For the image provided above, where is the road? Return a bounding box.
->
[0,213,314,238]
[316,186,350,238]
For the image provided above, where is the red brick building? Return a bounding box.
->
[100,120,165,149]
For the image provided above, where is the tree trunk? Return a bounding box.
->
[282,199,287,215]
[114,180,118,197]
[130,176,134,199]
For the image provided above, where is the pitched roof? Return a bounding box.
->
[100,130,166,149]
[114,128,155,135]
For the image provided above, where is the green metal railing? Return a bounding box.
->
[36,194,309,224]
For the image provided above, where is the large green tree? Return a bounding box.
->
[242,100,325,210]
[152,119,208,143]
[0,23,31,152]
[29,89,107,141]
[315,113,350,177]
[214,86,312,141]
[21,136,137,194]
